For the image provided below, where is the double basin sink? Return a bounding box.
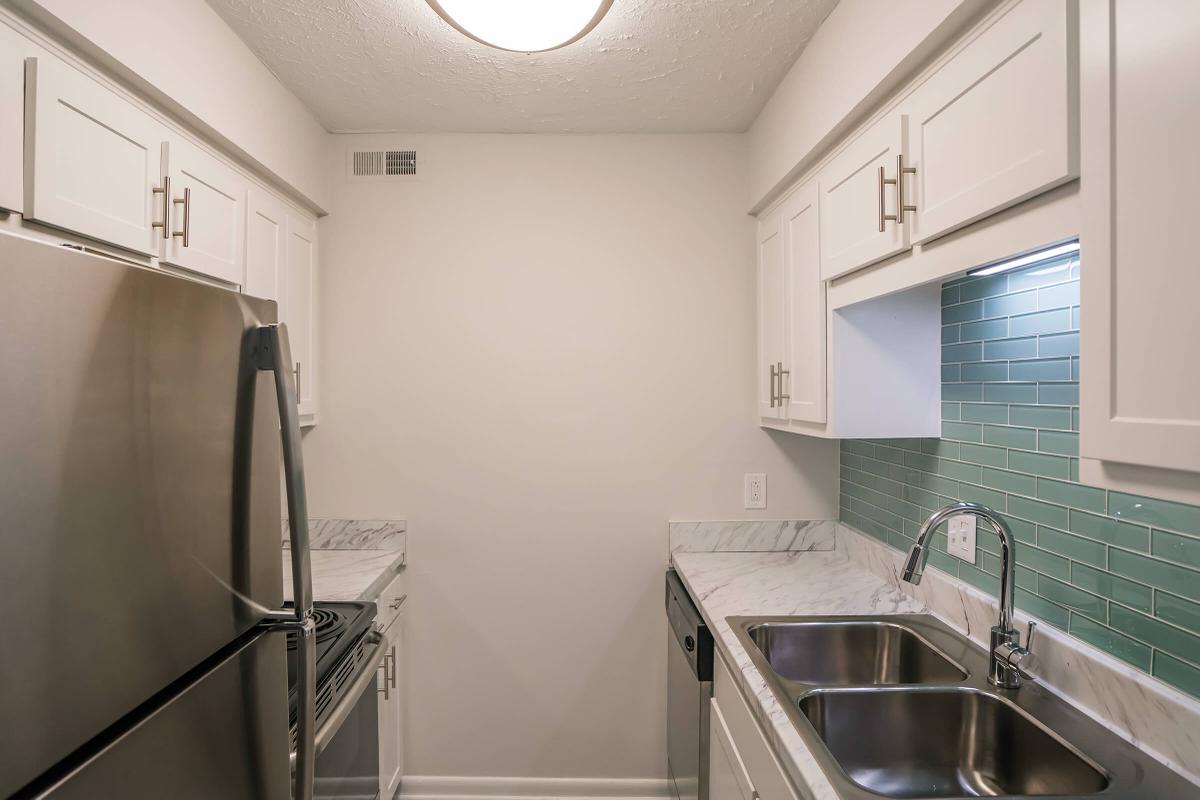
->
[730,615,1196,799]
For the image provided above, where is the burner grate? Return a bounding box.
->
[286,607,347,650]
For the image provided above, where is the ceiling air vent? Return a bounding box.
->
[347,149,419,181]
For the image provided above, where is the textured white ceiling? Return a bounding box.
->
[205,0,840,133]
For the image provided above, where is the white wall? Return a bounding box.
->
[747,0,985,212]
[9,0,330,211]
[306,133,839,781]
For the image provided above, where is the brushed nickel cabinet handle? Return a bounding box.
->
[897,154,917,222]
[878,165,898,232]
[171,187,191,247]
[769,363,778,408]
[294,362,302,405]
[389,594,406,610]
[778,362,790,403]
[389,645,397,689]
[151,176,170,239]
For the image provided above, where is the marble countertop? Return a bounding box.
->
[670,549,928,800]
[282,519,407,603]
[283,548,406,603]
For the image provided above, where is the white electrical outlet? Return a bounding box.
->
[948,515,977,563]
[744,473,767,509]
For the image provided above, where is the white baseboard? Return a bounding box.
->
[399,776,673,800]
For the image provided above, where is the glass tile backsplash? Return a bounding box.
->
[838,252,1200,699]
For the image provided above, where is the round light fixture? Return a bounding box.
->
[426,0,615,53]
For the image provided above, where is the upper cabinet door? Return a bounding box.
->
[0,24,38,213]
[1079,0,1200,474]
[906,0,1078,245]
[757,207,786,421]
[23,57,167,255]
[782,180,826,425]
[818,114,909,281]
[161,139,247,286]
[244,187,288,303]
[283,212,318,423]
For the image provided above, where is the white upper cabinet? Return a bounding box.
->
[160,138,247,286]
[244,187,288,303]
[283,211,318,424]
[818,114,909,281]
[781,181,826,425]
[0,23,40,213]
[1079,0,1200,475]
[905,0,1078,245]
[757,207,787,421]
[23,57,168,255]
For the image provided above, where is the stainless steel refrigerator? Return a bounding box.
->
[0,232,319,799]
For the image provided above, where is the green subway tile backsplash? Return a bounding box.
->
[839,254,1200,699]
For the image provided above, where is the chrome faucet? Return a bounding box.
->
[902,502,1039,689]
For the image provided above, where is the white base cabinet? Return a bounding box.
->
[375,573,407,800]
[710,655,809,800]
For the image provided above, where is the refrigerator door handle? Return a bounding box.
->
[256,322,316,800]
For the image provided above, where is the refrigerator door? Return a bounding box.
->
[28,630,291,799]
[0,233,285,796]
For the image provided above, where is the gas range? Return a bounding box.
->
[284,601,377,734]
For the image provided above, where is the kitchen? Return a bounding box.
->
[1,0,1198,799]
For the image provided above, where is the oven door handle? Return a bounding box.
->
[289,629,388,769]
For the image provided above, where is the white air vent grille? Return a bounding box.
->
[350,149,417,178]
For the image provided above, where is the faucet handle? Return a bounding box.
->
[996,621,1041,683]
[1025,620,1037,651]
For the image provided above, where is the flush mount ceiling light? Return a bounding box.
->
[425,0,615,53]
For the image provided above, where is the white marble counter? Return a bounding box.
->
[281,518,407,603]
[283,548,406,603]
[671,549,924,800]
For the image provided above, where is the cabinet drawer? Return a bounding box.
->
[905,0,1078,245]
[713,655,805,800]
[374,570,407,631]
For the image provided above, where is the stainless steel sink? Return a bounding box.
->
[729,614,1197,800]
[744,621,966,685]
[798,688,1106,797]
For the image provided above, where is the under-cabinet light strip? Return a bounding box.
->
[966,240,1081,277]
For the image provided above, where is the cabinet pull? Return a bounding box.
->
[171,187,191,247]
[896,154,917,223]
[377,659,390,700]
[769,363,778,408]
[777,361,790,403]
[152,176,171,239]
[878,165,898,232]
[389,645,397,689]
[294,362,302,405]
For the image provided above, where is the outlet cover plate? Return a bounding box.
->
[744,473,766,509]
[948,515,976,563]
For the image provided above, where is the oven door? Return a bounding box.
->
[300,631,387,800]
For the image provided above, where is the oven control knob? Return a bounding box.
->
[684,635,695,652]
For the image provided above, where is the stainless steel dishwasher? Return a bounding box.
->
[666,570,713,800]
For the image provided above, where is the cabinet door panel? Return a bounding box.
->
[24,57,166,255]
[757,208,786,421]
[244,187,287,302]
[0,24,40,213]
[162,139,246,285]
[378,613,404,800]
[283,212,318,422]
[907,0,1078,245]
[709,699,756,800]
[1079,0,1200,473]
[818,115,908,280]
[782,181,826,424]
